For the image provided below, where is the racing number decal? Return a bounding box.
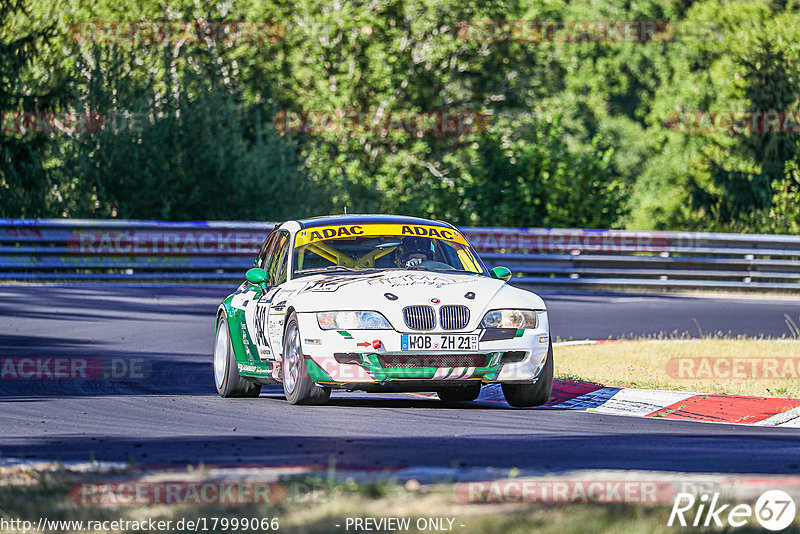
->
[252,287,279,356]
[255,303,269,347]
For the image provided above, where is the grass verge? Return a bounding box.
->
[555,339,800,398]
[0,467,787,534]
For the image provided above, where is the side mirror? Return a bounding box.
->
[245,267,269,286]
[491,266,512,282]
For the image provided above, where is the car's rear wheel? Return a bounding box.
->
[501,341,553,407]
[282,312,331,405]
[436,384,481,402]
[214,314,262,398]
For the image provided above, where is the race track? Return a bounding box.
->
[2,286,800,474]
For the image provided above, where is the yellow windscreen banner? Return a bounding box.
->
[294,224,470,247]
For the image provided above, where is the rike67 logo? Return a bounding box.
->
[669,490,796,531]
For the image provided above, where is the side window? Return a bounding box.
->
[256,233,276,269]
[265,231,290,285]
[275,250,289,285]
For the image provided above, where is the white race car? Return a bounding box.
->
[214,215,553,406]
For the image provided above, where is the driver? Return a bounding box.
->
[398,237,433,268]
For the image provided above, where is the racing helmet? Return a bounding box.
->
[398,236,433,265]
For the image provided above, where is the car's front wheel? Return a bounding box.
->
[501,341,553,407]
[214,314,262,398]
[282,312,331,405]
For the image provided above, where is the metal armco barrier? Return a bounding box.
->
[2,219,800,291]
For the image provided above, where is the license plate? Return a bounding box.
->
[400,334,479,351]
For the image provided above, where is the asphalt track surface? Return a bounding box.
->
[2,286,800,475]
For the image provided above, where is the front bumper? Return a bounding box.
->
[295,311,550,387]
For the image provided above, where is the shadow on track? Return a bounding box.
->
[4,431,800,475]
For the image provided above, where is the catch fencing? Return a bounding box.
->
[2,219,800,291]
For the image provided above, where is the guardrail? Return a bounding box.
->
[2,219,800,291]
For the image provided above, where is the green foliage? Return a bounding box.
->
[631,0,800,232]
[0,0,64,217]
[456,117,619,227]
[2,0,800,232]
[60,48,322,220]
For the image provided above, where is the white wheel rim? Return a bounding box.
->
[284,323,301,394]
[214,321,228,388]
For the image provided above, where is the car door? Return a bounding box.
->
[241,231,279,361]
[265,231,292,357]
[248,230,290,361]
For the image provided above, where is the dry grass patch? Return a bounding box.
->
[555,339,800,398]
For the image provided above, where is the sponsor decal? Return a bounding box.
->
[367,274,467,288]
[304,275,380,293]
[294,224,468,247]
[237,363,264,374]
[240,324,254,356]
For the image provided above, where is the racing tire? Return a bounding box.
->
[501,341,553,408]
[436,384,481,402]
[282,312,331,405]
[214,314,262,398]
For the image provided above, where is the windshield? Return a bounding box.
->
[292,223,487,278]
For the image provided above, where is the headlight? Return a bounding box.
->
[481,309,538,329]
[317,311,392,330]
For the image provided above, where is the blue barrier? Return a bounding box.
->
[2,218,800,291]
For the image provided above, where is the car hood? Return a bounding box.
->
[281,270,546,331]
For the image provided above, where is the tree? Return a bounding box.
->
[0,0,64,217]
